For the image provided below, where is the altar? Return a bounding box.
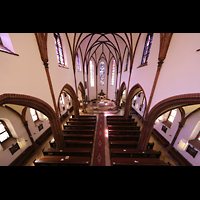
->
[98,101,105,107]
[97,90,106,100]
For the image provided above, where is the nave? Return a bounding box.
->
[22,100,180,166]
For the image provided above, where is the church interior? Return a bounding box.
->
[1,33,200,166]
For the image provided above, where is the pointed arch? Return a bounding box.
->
[137,93,200,151]
[116,82,126,106]
[0,93,64,150]
[78,82,86,103]
[58,83,79,118]
[124,83,147,119]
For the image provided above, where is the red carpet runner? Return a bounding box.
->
[92,114,106,166]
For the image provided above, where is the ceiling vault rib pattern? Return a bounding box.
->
[69,33,133,74]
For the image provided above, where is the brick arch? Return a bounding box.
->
[58,83,79,118]
[0,93,64,150]
[137,93,200,151]
[116,82,126,107]
[124,83,147,119]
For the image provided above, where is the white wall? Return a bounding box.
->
[131,92,146,117]
[174,111,200,166]
[58,93,72,116]
[0,33,54,109]
[120,49,129,90]
[129,33,159,104]
[26,108,50,142]
[154,109,181,144]
[47,33,76,105]
[150,33,200,111]
[0,106,31,166]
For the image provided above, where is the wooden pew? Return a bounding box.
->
[109,141,138,149]
[33,155,90,166]
[43,147,92,157]
[72,115,96,119]
[111,157,170,166]
[49,130,94,148]
[66,121,96,126]
[63,133,93,141]
[107,115,132,119]
[35,116,95,166]
[108,129,140,135]
[108,125,140,130]
[69,118,96,122]
[63,125,95,130]
[109,134,139,141]
[107,117,134,121]
[107,121,138,126]
[63,129,95,135]
[110,148,161,158]
[65,140,93,148]
[107,119,135,123]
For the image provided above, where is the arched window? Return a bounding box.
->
[141,33,154,65]
[111,59,115,86]
[0,34,18,56]
[99,61,105,86]
[168,109,177,123]
[76,53,81,72]
[30,108,39,122]
[124,51,129,71]
[0,120,12,143]
[53,33,65,67]
[90,60,94,87]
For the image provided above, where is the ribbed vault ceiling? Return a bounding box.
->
[66,33,133,72]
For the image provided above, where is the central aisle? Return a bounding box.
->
[91,113,111,166]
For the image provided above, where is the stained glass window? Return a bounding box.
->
[124,52,129,71]
[90,60,94,87]
[111,59,115,86]
[53,33,65,67]
[141,33,153,65]
[76,53,81,71]
[99,61,105,86]
[0,37,16,55]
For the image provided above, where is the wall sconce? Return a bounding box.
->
[17,137,27,149]
[177,138,188,151]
